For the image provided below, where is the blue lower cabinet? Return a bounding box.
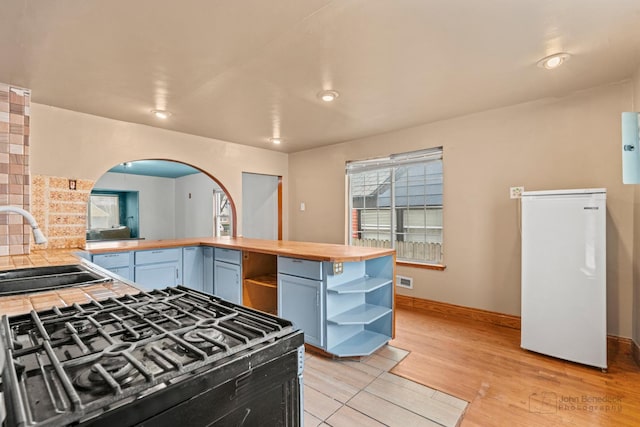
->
[92,252,133,280]
[109,266,131,280]
[277,273,325,348]
[203,247,214,294]
[134,263,180,291]
[182,247,204,292]
[214,261,241,304]
[133,249,182,291]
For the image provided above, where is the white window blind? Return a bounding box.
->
[87,194,120,229]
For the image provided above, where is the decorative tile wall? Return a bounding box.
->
[0,84,31,256]
[32,176,94,249]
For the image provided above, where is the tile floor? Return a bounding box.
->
[303,345,467,426]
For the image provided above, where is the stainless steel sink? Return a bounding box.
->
[0,264,87,280]
[0,264,112,296]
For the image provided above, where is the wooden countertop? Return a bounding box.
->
[85,237,395,262]
[0,236,394,318]
[0,248,141,317]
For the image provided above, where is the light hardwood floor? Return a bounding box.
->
[390,307,640,426]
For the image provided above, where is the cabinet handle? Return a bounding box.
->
[291,259,303,263]
[152,250,163,254]
[316,289,320,306]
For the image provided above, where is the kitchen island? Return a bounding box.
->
[0,239,395,357]
[84,237,396,357]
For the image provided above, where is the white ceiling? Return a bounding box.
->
[1,0,640,153]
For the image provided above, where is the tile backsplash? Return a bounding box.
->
[0,84,31,255]
[32,175,94,249]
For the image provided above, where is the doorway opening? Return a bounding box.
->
[87,159,236,241]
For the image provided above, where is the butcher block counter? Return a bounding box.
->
[84,236,395,262]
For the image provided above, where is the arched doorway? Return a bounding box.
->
[86,159,236,241]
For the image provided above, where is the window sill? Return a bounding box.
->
[396,261,446,271]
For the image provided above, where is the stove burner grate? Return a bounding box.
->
[122,326,155,342]
[73,357,139,395]
[1,286,296,426]
[182,328,225,344]
[49,314,97,341]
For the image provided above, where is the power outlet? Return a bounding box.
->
[510,186,524,199]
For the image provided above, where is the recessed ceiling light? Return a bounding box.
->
[317,89,339,102]
[270,137,282,145]
[537,52,571,70]
[151,109,171,119]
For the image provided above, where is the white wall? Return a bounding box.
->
[94,172,176,240]
[632,67,640,348]
[289,81,635,338]
[175,173,221,238]
[30,104,289,238]
[95,171,222,239]
[242,172,279,239]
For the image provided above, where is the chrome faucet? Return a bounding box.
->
[0,206,47,244]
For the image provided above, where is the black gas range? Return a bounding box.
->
[0,286,304,426]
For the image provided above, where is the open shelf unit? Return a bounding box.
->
[326,330,391,357]
[327,276,392,294]
[327,303,391,325]
[243,274,278,315]
[242,252,278,315]
[324,255,394,357]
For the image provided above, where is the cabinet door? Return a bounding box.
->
[278,274,324,348]
[203,247,214,294]
[135,248,181,265]
[182,247,204,292]
[214,261,241,304]
[92,252,132,280]
[134,263,179,291]
[214,247,241,264]
[108,266,131,281]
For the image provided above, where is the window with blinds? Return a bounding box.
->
[87,194,120,229]
[347,147,443,265]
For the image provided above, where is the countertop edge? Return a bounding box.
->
[84,237,395,262]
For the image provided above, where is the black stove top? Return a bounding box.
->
[0,286,302,426]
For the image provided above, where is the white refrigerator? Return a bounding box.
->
[521,188,607,369]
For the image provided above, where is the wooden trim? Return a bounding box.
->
[633,339,640,367]
[607,335,634,355]
[396,261,446,271]
[396,294,520,329]
[277,176,283,240]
